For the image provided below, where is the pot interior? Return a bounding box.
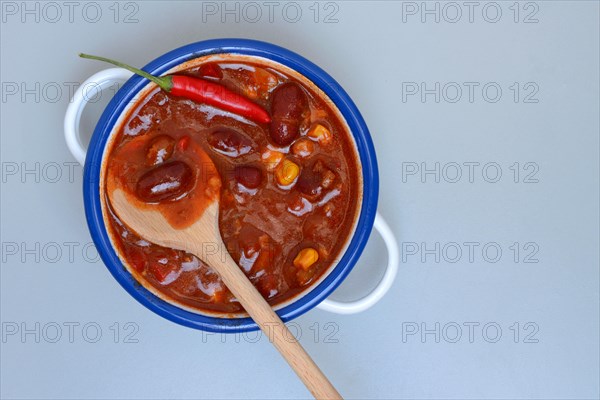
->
[99,52,364,319]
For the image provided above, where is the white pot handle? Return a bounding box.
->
[64,68,134,165]
[317,212,399,314]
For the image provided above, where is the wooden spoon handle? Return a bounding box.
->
[205,252,343,400]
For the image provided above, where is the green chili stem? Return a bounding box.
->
[79,53,172,91]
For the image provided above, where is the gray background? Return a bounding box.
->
[1,1,599,399]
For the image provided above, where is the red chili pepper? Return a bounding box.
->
[79,53,271,124]
[169,76,271,123]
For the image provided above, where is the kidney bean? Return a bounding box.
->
[296,169,322,197]
[146,135,175,165]
[234,165,263,189]
[270,83,308,146]
[295,160,336,197]
[208,129,253,157]
[136,161,195,202]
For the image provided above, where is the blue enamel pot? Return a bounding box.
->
[64,39,397,333]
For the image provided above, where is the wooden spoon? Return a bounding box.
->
[108,155,342,400]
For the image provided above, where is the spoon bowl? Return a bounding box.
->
[110,189,222,256]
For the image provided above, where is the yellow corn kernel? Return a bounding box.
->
[294,248,319,270]
[276,159,300,186]
[261,149,284,171]
[307,123,332,145]
[291,138,315,158]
